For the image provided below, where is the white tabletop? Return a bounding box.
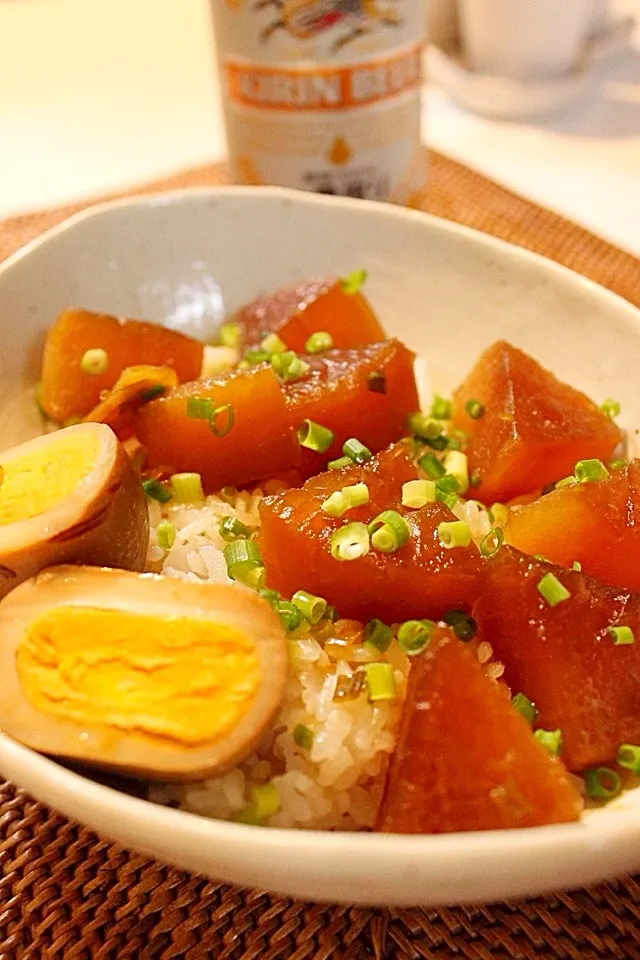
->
[1,0,639,256]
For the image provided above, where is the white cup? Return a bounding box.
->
[458,0,594,80]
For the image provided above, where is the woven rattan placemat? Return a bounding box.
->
[1,152,639,959]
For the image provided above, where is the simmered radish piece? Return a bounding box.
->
[0,423,148,599]
[233,275,385,351]
[451,341,622,504]
[259,444,483,622]
[0,566,288,780]
[376,628,582,833]
[506,460,640,592]
[135,365,300,491]
[474,546,640,770]
[285,340,419,474]
[83,364,178,441]
[40,308,204,422]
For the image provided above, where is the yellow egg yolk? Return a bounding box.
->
[0,432,99,525]
[16,606,261,746]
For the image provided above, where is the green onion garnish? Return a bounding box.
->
[511,692,538,725]
[438,520,471,549]
[245,349,270,365]
[271,350,311,382]
[402,479,436,509]
[572,560,582,572]
[219,516,251,542]
[368,510,410,553]
[156,520,176,550]
[186,396,214,419]
[465,399,485,420]
[342,438,372,464]
[223,539,265,589]
[341,268,367,294]
[330,522,370,561]
[600,398,621,418]
[442,609,477,641]
[436,474,460,496]
[430,395,452,420]
[363,618,393,653]
[140,383,166,402]
[250,782,280,819]
[442,450,469,495]
[324,604,339,622]
[537,572,570,607]
[534,728,563,756]
[425,434,449,452]
[327,456,352,471]
[170,472,204,503]
[608,625,635,646]
[574,458,610,483]
[292,589,327,624]
[408,413,442,441]
[321,482,369,517]
[480,528,504,558]
[617,743,640,774]
[438,491,459,512]
[363,662,397,701]
[259,587,279,606]
[304,331,333,353]
[142,478,172,503]
[366,371,387,394]
[419,452,446,480]
[397,619,432,655]
[276,600,302,631]
[218,321,241,348]
[80,348,109,375]
[555,475,577,488]
[491,503,508,527]
[207,403,234,437]
[584,766,622,801]
[293,724,314,750]
[260,332,287,354]
[298,419,334,454]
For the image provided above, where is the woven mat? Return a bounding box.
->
[1,152,640,959]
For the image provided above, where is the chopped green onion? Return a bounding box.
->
[572,560,582,572]
[402,479,436,508]
[293,724,314,750]
[276,600,302,631]
[260,332,287,354]
[442,609,477,641]
[368,510,410,553]
[330,522,370,561]
[219,516,251,542]
[171,472,204,503]
[436,474,460,496]
[209,403,235,437]
[80,348,109,375]
[342,438,373,464]
[425,435,448,451]
[537,572,570,607]
[298,419,334,454]
[340,268,367,294]
[601,398,621,418]
[324,604,339,623]
[366,371,387,394]
[534,728,563,756]
[363,662,397,701]
[617,743,640,774]
[142,478,172,503]
[397,619,432,655]
[555,475,577,488]
[480,528,504,558]
[511,692,538,725]
[292,589,327,624]
[140,383,166,402]
[445,434,462,451]
[438,520,471,549]
[258,587,279,606]
[321,482,369,517]
[584,766,622,801]
[408,413,442,441]
[575,458,609,483]
[245,349,270,365]
[327,456,352,471]
[430,395,452,420]
[223,539,265,589]
[218,321,241,348]
[608,625,635,646]
[186,396,214,419]
[419,452,446,480]
[465,398,485,420]
[491,503,509,527]
[250,782,280,819]
[304,331,333,353]
[271,350,311,382]
[443,450,469,495]
[363,618,393,653]
[611,459,628,471]
[156,520,176,550]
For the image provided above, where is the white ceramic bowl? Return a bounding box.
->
[1,188,639,907]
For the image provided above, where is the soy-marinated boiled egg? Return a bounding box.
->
[0,566,288,780]
[0,423,148,598]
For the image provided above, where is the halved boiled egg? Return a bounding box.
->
[0,565,288,780]
[0,422,149,598]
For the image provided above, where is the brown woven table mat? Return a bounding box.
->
[1,152,639,959]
